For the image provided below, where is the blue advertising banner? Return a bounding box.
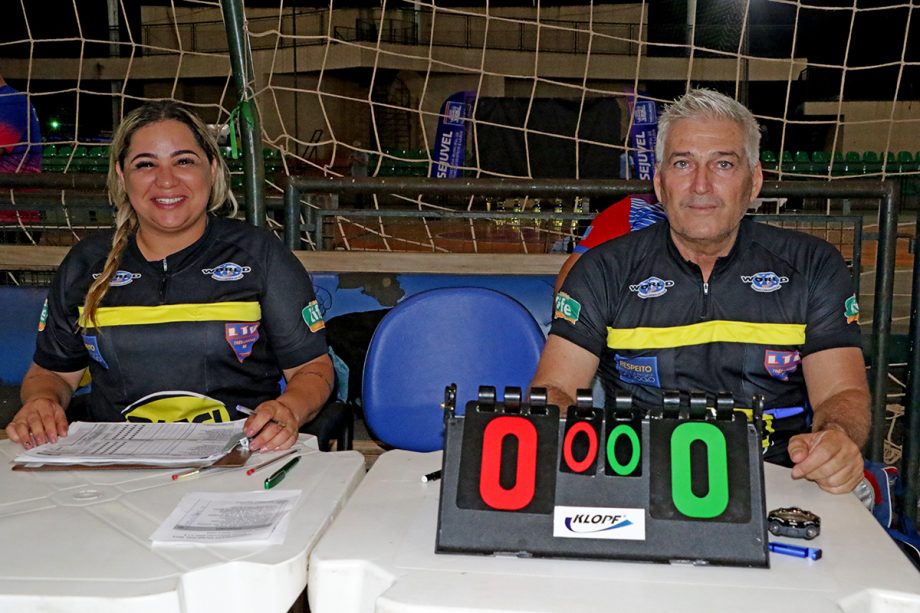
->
[627,94,658,181]
[431,91,475,179]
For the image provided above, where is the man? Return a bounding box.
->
[532,89,869,494]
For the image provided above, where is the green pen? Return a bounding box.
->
[264,455,300,489]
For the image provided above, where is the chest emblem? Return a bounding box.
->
[226,323,260,363]
[629,276,674,299]
[764,349,800,381]
[94,270,141,287]
[741,271,788,293]
[203,262,252,281]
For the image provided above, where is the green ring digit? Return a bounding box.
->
[670,422,729,518]
[606,424,640,476]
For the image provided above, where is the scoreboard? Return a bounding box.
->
[435,386,769,567]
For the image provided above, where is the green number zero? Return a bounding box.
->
[605,424,640,476]
[670,422,729,518]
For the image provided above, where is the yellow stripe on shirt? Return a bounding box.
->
[78,302,262,327]
[607,320,805,350]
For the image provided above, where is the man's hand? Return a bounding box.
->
[787,428,864,494]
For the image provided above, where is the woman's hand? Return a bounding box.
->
[243,354,335,452]
[6,363,83,449]
[243,399,300,452]
[6,397,69,449]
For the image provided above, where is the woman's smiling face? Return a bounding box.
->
[117,118,216,251]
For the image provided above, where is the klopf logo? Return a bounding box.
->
[552,505,646,541]
[741,271,788,293]
[629,276,674,299]
[202,262,252,281]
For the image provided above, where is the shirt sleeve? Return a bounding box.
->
[32,248,92,373]
[259,235,329,369]
[549,248,614,356]
[801,242,862,356]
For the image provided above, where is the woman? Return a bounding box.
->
[5,101,333,452]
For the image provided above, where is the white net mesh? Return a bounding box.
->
[2,0,918,252]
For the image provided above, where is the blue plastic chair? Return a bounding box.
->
[362,287,546,452]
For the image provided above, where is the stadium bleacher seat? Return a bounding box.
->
[760,150,777,171]
[811,151,831,174]
[780,150,794,172]
[862,151,881,175]
[831,151,846,176]
[843,151,862,175]
[791,151,811,174]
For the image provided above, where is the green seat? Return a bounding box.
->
[897,151,915,173]
[780,150,794,173]
[811,151,831,174]
[791,150,811,174]
[882,152,897,173]
[862,151,881,175]
[89,145,111,173]
[843,151,862,175]
[760,150,778,171]
[831,152,846,176]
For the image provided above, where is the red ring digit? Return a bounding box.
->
[563,421,598,473]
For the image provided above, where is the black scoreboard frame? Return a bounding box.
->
[435,387,770,568]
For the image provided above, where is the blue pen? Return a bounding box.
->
[769,541,822,560]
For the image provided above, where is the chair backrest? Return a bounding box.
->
[0,286,47,385]
[362,287,545,452]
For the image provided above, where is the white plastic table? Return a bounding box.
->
[0,435,365,613]
[309,450,920,613]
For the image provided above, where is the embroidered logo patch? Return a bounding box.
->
[845,294,860,324]
[225,323,260,363]
[38,298,48,332]
[302,300,325,332]
[554,292,581,324]
[615,354,661,387]
[202,262,252,281]
[764,349,801,381]
[93,270,141,287]
[628,276,674,299]
[82,334,109,369]
[741,271,788,293]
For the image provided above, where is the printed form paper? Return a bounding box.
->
[13,421,247,467]
[151,489,301,545]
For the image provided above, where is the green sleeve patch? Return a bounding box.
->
[844,294,860,324]
[302,300,326,332]
[554,292,581,324]
[38,298,49,332]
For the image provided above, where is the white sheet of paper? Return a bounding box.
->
[14,421,247,467]
[151,489,301,545]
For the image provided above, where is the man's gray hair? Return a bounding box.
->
[655,89,762,170]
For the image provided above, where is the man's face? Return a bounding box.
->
[653,117,763,254]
